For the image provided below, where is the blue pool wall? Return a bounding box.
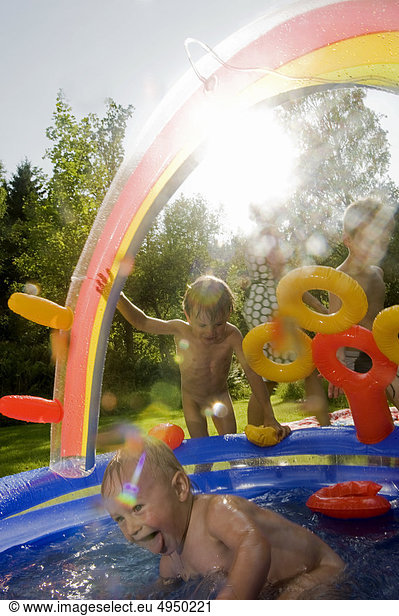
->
[1,427,398,553]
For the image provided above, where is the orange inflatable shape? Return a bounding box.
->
[0,395,64,423]
[148,423,185,449]
[306,481,391,519]
[8,293,74,330]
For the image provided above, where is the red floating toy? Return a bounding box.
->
[306,481,391,519]
[148,423,185,449]
[312,325,396,444]
[0,395,64,423]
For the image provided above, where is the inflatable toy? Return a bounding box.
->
[0,395,63,423]
[8,293,74,330]
[242,322,315,381]
[306,480,391,519]
[148,423,185,449]
[372,305,399,365]
[276,266,367,334]
[245,424,281,447]
[312,325,397,444]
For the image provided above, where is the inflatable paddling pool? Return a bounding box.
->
[1,427,398,554]
[1,0,399,599]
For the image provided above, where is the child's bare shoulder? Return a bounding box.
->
[203,493,253,521]
[169,319,192,336]
[225,322,243,344]
[370,264,384,278]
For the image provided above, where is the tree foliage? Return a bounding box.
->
[11,92,134,304]
[271,88,397,253]
[0,94,133,399]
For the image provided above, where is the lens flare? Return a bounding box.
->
[117,451,146,507]
[201,402,228,419]
[23,281,40,295]
[212,402,228,418]
[50,330,69,363]
[203,406,213,418]
[101,391,117,412]
[119,255,134,277]
[97,424,143,453]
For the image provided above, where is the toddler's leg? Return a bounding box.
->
[182,396,209,438]
[211,394,237,435]
[304,371,330,426]
[386,372,399,410]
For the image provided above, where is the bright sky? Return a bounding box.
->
[1,0,398,237]
[180,89,399,235]
[0,0,288,177]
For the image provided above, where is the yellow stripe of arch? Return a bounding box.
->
[282,32,399,78]
[241,32,399,105]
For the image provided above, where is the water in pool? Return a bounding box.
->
[1,487,398,600]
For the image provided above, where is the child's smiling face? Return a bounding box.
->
[104,460,190,556]
[187,309,230,344]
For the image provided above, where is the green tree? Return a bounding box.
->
[0,161,53,400]
[1,94,133,399]
[15,92,133,303]
[0,160,47,318]
[274,88,395,255]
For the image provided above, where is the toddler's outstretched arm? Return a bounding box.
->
[96,271,184,336]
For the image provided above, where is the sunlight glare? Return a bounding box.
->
[182,108,299,235]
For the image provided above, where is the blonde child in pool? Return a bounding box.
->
[102,437,344,600]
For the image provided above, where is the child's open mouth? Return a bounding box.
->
[139,530,166,554]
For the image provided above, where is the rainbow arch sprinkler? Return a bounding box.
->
[46,0,399,476]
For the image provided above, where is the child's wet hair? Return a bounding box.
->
[182,275,234,321]
[101,436,190,498]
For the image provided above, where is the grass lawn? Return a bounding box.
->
[0,393,340,478]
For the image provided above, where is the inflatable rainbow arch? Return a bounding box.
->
[15,0,399,476]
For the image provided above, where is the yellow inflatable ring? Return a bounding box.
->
[242,323,315,382]
[372,305,399,365]
[276,266,368,334]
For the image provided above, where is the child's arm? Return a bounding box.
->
[277,537,344,600]
[303,291,329,314]
[159,555,179,579]
[327,290,345,398]
[96,271,184,336]
[117,292,183,335]
[277,562,343,599]
[139,558,182,599]
[207,496,272,600]
[231,327,290,438]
